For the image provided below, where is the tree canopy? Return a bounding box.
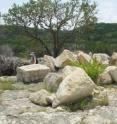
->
[3,0,97,57]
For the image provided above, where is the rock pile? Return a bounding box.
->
[15,49,117,109]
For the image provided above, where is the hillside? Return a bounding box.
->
[0,23,117,57]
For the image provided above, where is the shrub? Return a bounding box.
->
[71,60,106,82]
[66,96,93,111]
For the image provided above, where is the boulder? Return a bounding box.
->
[44,73,63,92]
[44,55,55,72]
[17,64,50,83]
[76,51,92,63]
[110,52,117,66]
[93,53,110,65]
[52,68,96,108]
[58,65,82,79]
[29,89,51,106]
[109,68,117,83]
[55,49,77,68]
[97,66,117,85]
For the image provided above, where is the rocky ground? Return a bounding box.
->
[0,81,117,124]
[0,50,117,124]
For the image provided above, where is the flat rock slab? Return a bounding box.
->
[17,64,50,83]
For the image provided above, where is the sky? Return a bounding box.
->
[0,0,117,23]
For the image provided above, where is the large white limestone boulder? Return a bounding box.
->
[52,68,96,107]
[55,49,77,68]
[58,65,82,79]
[17,64,50,83]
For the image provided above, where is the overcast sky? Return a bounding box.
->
[0,0,117,23]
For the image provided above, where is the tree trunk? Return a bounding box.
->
[24,26,52,56]
[52,31,60,57]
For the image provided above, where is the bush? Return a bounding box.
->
[71,60,106,82]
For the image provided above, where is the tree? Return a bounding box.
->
[81,0,97,41]
[3,0,97,57]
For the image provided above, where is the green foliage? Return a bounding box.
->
[0,23,117,57]
[2,0,97,57]
[67,96,93,111]
[71,60,106,82]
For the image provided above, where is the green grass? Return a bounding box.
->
[71,60,107,82]
[66,96,93,111]
[0,80,14,90]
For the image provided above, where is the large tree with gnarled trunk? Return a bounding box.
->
[3,0,97,57]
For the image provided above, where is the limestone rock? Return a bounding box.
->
[110,52,117,66]
[109,68,117,83]
[77,51,92,63]
[44,55,55,72]
[17,64,50,83]
[44,73,63,92]
[29,89,51,106]
[59,65,80,79]
[92,86,108,107]
[93,53,110,65]
[52,68,96,107]
[46,93,56,104]
[55,49,77,68]
[97,66,117,85]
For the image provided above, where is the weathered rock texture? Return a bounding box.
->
[44,73,63,92]
[29,89,51,106]
[17,64,50,83]
[110,52,117,66]
[93,53,110,65]
[97,66,117,85]
[55,49,77,68]
[52,68,96,107]
[44,55,55,72]
[77,51,92,63]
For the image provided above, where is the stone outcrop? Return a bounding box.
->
[55,49,77,68]
[17,64,50,83]
[44,73,63,92]
[44,55,55,72]
[93,53,110,65]
[58,65,81,79]
[109,67,117,83]
[97,66,117,85]
[92,86,108,107]
[76,51,92,63]
[110,52,117,66]
[52,68,96,107]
